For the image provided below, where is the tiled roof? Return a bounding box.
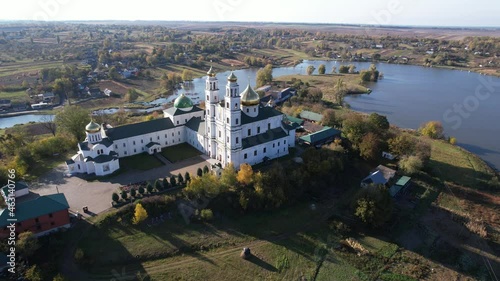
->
[106,118,175,140]
[0,194,69,227]
[242,127,288,149]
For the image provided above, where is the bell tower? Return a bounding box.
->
[205,66,218,159]
[223,71,242,165]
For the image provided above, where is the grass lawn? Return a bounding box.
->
[0,90,29,103]
[428,140,498,190]
[275,73,370,103]
[161,143,202,163]
[119,153,164,171]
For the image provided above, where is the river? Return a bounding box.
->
[1,61,499,171]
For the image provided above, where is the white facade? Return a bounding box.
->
[67,68,296,176]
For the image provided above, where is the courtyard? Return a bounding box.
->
[28,155,211,216]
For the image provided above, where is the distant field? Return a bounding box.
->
[0,90,29,103]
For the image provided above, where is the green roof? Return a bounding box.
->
[1,182,28,198]
[389,185,403,197]
[164,105,203,117]
[185,117,206,135]
[106,118,175,140]
[242,127,288,149]
[241,106,283,125]
[0,194,69,227]
[395,176,411,186]
[299,110,323,122]
[174,94,194,109]
[285,115,304,125]
[299,127,341,145]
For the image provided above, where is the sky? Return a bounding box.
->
[1,0,499,27]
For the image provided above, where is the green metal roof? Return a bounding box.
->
[1,182,28,198]
[299,127,341,145]
[241,106,283,125]
[242,127,288,149]
[285,115,304,125]
[164,105,203,117]
[0,194,69,227]
[185,117,206,135]
[106,118,175,140]
[389,185,403,197]
[174,94,194,109]
[299,110,323,122]
[395,176,411,186]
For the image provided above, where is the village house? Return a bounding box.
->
[360,165,396,188]
[0,193,70,238]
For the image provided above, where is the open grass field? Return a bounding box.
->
[0,89,29,103]
[275,73,370,102]
[161,143,202,163]
[428,140,498,190]
[119,153,164,171]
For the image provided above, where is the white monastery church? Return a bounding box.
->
[66,67,297,176]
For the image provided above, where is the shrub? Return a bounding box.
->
[170,175,177,186]
[399,155,423,175]
[112,193,119,203]
[120,190,128,200]
[449,136,457,145]
[200,209,214,221]
[139,186,145,195]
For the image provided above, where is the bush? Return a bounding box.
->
[449,136,457,145]
[112,193,119,203]
[130,188,137,197]
[170,175,177,186]
[139,185,145,195]
[200,209,214,221]
[74,248,85,264]
[399,155,423,175]
[120,190,128,200]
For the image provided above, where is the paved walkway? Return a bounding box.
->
[29,155,211,215]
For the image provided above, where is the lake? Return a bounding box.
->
[1,61,499,171]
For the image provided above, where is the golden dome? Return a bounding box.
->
[240,85,260,106]
[85,121,101,133]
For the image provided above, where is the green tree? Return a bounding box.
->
[125,88,139,102]
[170,175,177,186]
[53,274,67,281]
[368,113,389,130]
[203,165,209,174]
[399,155,423,175]
[388,134,415,157]
[359,132,382,161]
[132,203,148,225]
[419,121,444,139]
[342,113,368,147]
[17,231,40,259]
[121,190,128,200]
[140,185,147,195]
[306,65,315,75]
[334,78,346,106]
[318,64,326,74]
[200,209,214,221]
[197,167,203,177]
[178,173,184,184]
[24,264,43,281]
[256,64,273,87]
[220,163,237,188]
[353,185,393,228]
[321,109,337,127]
[184,172,191,183]
[338,65,349,73]
[112,193,119,203]
[130,188,137,197]
[181,69,194,81]
[154,180,162,191]
[53,77,74,101]
[55,106,89,141]
[108,66,120,80]
[163,177,169,189]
